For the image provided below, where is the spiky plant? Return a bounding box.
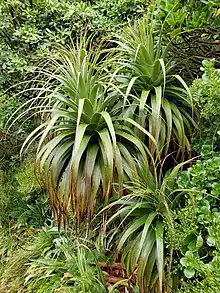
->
[111,17,195,159]
[106,160,189,293]
[14,37,155,228]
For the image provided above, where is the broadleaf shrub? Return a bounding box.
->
[191,59,220,152]
[168,146,220,291]
[191,59,220,123]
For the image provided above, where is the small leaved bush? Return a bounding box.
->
[191,59,220,148]
[177,251,220,293]
[157,0,219,30]
[0,0,149,94]
[168,144,220,292]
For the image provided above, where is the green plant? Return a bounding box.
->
[0,224,107,293]
[0,156,50,228]
[106,160,190,293]
[93,0,148,28]
[0,227,37,293]
[0,0,149,91]
[167,146,220,291]
[177,252,220,293]
[15,37,155,229]
[23,227,106,293]
[157,0,219,30]
[0,0,150,171]
[154,1,220,80]
[191,59,220,146]
[3,10,207,293]
[111,17,194,159]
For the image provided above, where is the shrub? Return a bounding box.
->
[167,145,220,292]
[191,59,220,124]
[190,59,220,153]
[0,0,149,93]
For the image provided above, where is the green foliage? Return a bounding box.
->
[166,204,197,252]
[0,0,149,91]
[157,0,219,30]
[111,18,194,159]
[106,160,191,293]
[0,0,150,162]
[1,2,219,293]
[18,35,159,228]
[155,1,220,79]
[178,150,220,198]
[0,156,50,227]
[167,147,220,291]
[0,168,16,226]
[25,233,106,293]
[0,226,106,293]
[10,17,196,292]
[0,227,36,293]
[92,0,149,28]
[0,94,21,129]
[178,252,220,293]
[16,17,195,230]
[191,59,220,131]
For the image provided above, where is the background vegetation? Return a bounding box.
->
[0,0,220,292]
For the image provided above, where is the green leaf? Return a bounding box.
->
[155,220,164,293]
[117,215,148,252]
[196,235,203,250]
[137,212,157,261]
[138,228,156,291]
[207,236,215,247]
[184,267,195,279]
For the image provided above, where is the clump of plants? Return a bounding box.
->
[6,15,196,293]
[25,228,106,293]
[155,0,220,79]
[2,2,220,292]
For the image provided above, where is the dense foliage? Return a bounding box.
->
[156,0,220,79]
[173,146,220,292]
[0,0,149,159]
[191,59,220,148]
[0,0,149,92]
[0,156,50,228]
[0,1,220,293]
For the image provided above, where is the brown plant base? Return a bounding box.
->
[100,262,137,293]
